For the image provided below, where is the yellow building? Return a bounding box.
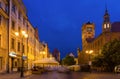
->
[8,0,28,72]
[0,0,9,73]
[27,21,35,70]
[0,0,51,73]
[40,42,49,59]
[79,9,120,65]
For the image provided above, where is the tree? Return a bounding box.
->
[92,39,120,72]
[62,55,76,66]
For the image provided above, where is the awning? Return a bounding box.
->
[33,58,59,65]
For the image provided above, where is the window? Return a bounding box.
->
[107,24,110,28]
[12,3,16,13]
[11,38,15,49]
[18,12,21,20]
[5,4,8,13]
[17,42,20,52]
[0,15,2,25]
[0,57,2,70]
[0,35,1,47]
[14,61,17,67]
[23,18,25,25]
[0,2,2,8]
[30,29,32,33]
[11,21,15,30]
[18,26,21,32]
[22,44,24,53]
[27,46,29,53]
[104,24,106,29]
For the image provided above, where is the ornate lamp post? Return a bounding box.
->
[15,31,28,77]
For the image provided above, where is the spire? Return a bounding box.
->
[105,0,108,12]
[104,1,109,16]
[102,3,111,33]
[104,4,110,23]
[105,2,107,12]
[105,6,108,14]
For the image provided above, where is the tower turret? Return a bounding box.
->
[102,8,111,32]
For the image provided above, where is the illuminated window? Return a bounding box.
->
[107,24,110,28]
[104,24,106,29]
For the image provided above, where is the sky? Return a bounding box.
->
[23,0,120,59]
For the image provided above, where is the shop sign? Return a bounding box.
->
[9,52,17,57]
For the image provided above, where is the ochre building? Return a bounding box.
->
[0,0,50,73]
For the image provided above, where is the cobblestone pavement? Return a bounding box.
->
[0,71,120,79]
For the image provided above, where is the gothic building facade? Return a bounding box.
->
[78,9,120,64]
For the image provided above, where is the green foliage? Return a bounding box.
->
[92,55,104,67]
[92,39,120,72]
[62,55,76,66]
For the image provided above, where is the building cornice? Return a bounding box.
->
[13,0,27,19]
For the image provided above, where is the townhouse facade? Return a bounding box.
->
[0,0,49,73]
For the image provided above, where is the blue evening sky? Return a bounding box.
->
[23,0,120,59]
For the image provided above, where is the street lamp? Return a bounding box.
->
[86,50,93,66]
[15,31,28,77]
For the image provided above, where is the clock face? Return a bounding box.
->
[87,27,92,32]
